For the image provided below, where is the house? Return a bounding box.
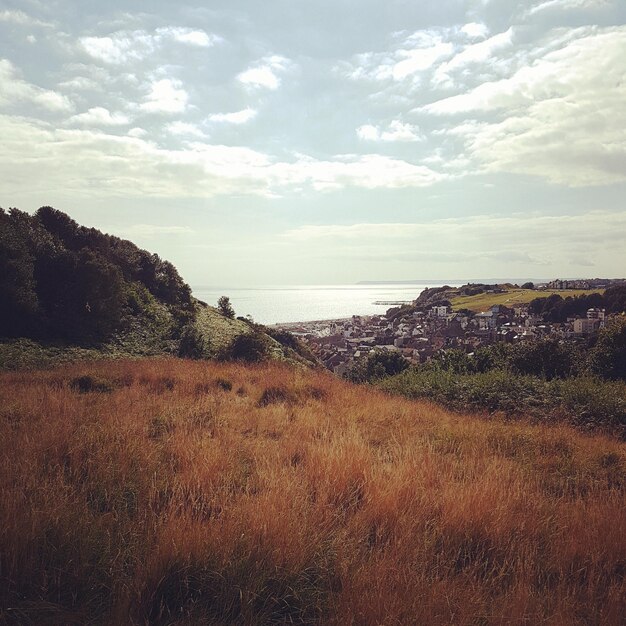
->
[431,305,450,318]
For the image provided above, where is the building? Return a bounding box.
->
[573,318,600,335]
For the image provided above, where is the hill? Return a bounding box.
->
[0,207,315,369]
[449,287,604,312]
[1,358,624,624]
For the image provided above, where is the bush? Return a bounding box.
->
[70,375,114,393]
[346,350,410,383]
[225,333,269,363]
[379,367,626,431]
[178,325,207,359]
[509,339,579,380]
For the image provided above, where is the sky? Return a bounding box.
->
[1,0,625,286]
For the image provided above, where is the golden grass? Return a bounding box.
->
[1,358,624,625]
[450,288,605,312]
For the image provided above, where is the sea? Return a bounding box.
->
[192,283,468,325]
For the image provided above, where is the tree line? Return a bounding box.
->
[0,206,194,344]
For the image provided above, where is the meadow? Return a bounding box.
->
[1,359,625,624]
[449,288,604,312]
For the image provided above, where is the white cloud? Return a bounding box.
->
[357,120,423,142]
[141,78,188,113]
[166,121,206,137]
[209,108,257,124]
[0,113,444,201]
[69,107,130,126]
[156,27,220,47]
[237,56,292,90]
[432,28,514,86]
[461,23,489,39]
[0,59,73,112]
[526,0,613,16]
[422,26,626,186]
[392,41,455,80]
[80,27,219,64]
[0,9,52,28]
[343,32,454,82]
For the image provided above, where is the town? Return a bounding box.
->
[275,281,622,376]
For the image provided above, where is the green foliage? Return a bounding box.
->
[521,282,534,289]
[508,339,579,380]
[218,296,235,319]
[528,288,624,323]
[588,316,626,380]
[178,325,208,359]
[0,206,194,346]
[0,209,39,336]
[347,350,410,383]
[380,368,626,430]
[224,333,270,363]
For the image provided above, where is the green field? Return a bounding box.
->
[450,288,605,312]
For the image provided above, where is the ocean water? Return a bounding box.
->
[192,283,467,324]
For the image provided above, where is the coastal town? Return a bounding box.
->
[275,280,623,376]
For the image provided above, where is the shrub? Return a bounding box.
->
[70,375,114,393]
[177,325,207,359]
[225,333,270,363]
[346,350,410,383]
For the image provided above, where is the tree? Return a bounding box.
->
[589,317,626,380]
[508,339,579,380]
[347,350,410,383]
[521,282,534,290]
[218,296,235,319]
[0,209,39,337]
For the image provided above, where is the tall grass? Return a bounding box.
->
[1,359,624,624]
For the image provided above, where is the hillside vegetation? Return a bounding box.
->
[449,287,604,312]
[1,359,624,625]
[0,207,315,369]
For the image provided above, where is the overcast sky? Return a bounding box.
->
[1,0,625,286]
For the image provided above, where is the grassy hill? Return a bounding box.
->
[1,358,624,625]
[0,207,316,370]
[450,287,605,312]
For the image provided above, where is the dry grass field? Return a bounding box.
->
[1,358,625,625]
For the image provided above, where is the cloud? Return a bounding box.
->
[209,108,257,124]
[0,113,444,201]
[0,9,52,28]
[461,23,489,39]
[160,27,221,47]
[357,120,423,142]
[79,27,219,64]
[342,31,454,82]
[165,121,207,137]
[423,26,626,186]
[0,59,73,112]
[432,28,514,86]
[69,107,130,126]
[237,55,292,90]
[141,78,188,113]
[526,0,613,16]
[280,211,626,268]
